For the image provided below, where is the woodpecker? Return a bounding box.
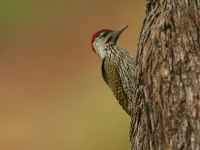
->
[91,25,135,116]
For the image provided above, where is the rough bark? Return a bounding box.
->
[130,0,200,149]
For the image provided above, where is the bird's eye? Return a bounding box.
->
[100,32,107,37]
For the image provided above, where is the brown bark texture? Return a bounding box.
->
[130,0,200,149]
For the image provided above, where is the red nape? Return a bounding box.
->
[91,29,112,54]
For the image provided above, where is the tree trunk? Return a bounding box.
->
[130,0,200,149]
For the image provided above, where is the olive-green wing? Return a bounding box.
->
[101,57,130,116]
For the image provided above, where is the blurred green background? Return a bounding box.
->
[0,0,145,150]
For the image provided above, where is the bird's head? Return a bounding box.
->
[91,25,128,59]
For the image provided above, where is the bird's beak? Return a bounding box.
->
[111,25,128,43]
